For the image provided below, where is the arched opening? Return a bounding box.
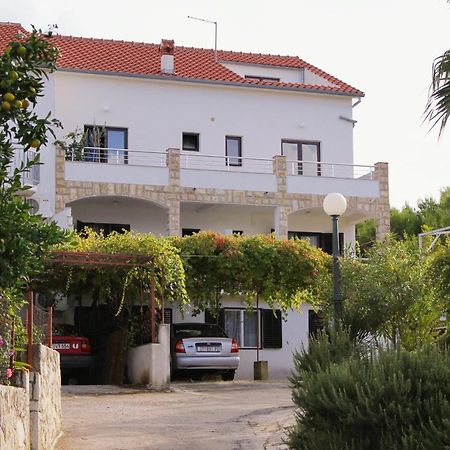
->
[68,195,168,235]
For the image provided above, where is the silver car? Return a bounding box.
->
[171,323,239,381]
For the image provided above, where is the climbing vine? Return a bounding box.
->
[171,232,329,315]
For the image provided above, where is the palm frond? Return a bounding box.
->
[425,49,450,137]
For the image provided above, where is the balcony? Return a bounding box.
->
[63,147,382,199]
[11,148,40,188]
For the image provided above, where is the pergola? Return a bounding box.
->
[26,250,161,368]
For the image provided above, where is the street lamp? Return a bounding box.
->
[323,193,347,319]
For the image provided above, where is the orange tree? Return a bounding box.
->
[0,27,66,384]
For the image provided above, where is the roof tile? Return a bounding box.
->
[0,22,363,96]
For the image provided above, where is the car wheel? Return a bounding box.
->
[222,370,235,381]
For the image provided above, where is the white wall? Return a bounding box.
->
[53,72,354,165]
[181,204,275,235]
[304,69,338,87]
[172,298,311,380]
[221,62,305,83]
[70,197,168,235]
[66,162,169,186]
[181,169,277,192]
[32,73,57,218]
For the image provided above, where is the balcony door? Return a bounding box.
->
[85,126,128,164]
[281,140,321,176]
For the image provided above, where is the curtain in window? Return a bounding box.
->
[224,310,241,345]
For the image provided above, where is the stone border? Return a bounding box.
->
[55,148,390,239]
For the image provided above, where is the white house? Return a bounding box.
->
[2,22,389,379]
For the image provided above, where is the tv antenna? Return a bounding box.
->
[187,16,218,62]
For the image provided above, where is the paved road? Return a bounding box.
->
[57,381,295,450]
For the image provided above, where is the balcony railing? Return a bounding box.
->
[181,152,273,174]
[65,147,167,168]
[286,160,374,180]
[65,147,376,181]
[11,148,40,186]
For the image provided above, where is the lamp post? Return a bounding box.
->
[323,193,347,319]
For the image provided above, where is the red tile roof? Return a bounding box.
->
[0,22,363,97]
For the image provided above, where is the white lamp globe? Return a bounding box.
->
[323,192,347,216]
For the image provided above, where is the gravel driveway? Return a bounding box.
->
[56,380,295,450]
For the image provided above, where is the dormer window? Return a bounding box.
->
[244,75,280,82]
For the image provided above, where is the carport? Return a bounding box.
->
[25,249,170,387]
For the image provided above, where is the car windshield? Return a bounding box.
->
[173,323,227,339]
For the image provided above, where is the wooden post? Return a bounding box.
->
[256,293,260,362]
[27,291,34,368]
[161,269,165,324]
[150,275,157,343]
[9,317,15,370]
[47,306,53,348]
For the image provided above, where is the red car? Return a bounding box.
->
[52,325,92,370]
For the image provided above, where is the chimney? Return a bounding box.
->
[160,39,175,74]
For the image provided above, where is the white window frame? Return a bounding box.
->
[223,308,261,350]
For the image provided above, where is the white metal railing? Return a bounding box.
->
[11,148,40,185]
[180,152,273,174]
[64,146,376,181]
[65,147,167,168]
[286,160,374,180]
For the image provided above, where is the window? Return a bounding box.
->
[84,126,128,164]
[212,308,283,349]
[224,309,260,348]
[225,136,242,167]
[281,140,321,176]
[182,228,200,237]
[182,132,200,151]
[244,75,280,82]
[76,221,130,237]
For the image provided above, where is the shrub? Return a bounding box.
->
[288,331,450,450]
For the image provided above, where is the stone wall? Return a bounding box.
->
[0,384,30,449]
[30,344,62,450]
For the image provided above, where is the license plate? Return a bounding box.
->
[197,346,220,352]
[52,343,70,350]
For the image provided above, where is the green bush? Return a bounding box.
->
[288,330,450,450]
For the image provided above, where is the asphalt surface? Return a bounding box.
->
[56,380,295,450]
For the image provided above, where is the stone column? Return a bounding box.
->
[54,145,66,213]
[373,162,390,241]
[274,206,289,240]
[167,200,181,236]
[273,155,287,193]
[167,148,180,188]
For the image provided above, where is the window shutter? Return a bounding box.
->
[163,308,173,324]
[308,310,323,337]
[262,309,282,349]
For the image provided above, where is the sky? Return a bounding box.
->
[2,0,450,208]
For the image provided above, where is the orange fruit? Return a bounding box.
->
[13,100,22,109]
[1,101,11,111]
[21,99,29,109]
[17,46,27,57]
[9,71,19,82]
[3,92,15,102]
[30,139,41,148]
